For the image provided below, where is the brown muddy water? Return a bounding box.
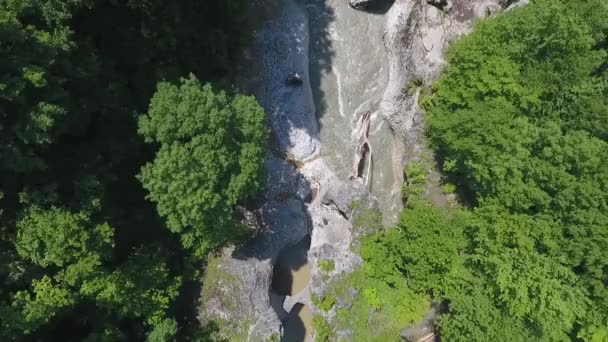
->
[272,236,313,341]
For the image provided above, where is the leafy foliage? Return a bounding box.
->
[0,0,258,340]
[327,268,430,341]
[318,259,335,273]
[138,75,267,256]
[360,0,608,339]
[356,3,608,338]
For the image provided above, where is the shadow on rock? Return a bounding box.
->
[348,0,396,14]
[281,303,312,342]
[303,0,335,130]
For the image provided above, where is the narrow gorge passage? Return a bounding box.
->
[272,235,313,341]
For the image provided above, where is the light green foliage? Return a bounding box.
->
[16,206,113,267]
[361,200,589,339]
[392,0,608,338]
[405,162,426,186]
[312,316,333,342]
[363,288,381,309]
[362,204,466,293]
[437,287,531,342]
[138,75,267,257]
[80,248,181,326]
[147,318,178,342]
[403,162,428,202]
[579,326,608,342]
[441,183,456,194]
[318,259,335,273]
[329,269,429,341]
[7,276,75,334]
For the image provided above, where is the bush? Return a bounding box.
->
[318,260,335,273]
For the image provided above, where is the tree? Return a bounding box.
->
[419,0,608,338]
[138,75,267,257]
[0,0,258,338]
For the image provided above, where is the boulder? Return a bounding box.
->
[286,73,303,86]
[349,0,395,12]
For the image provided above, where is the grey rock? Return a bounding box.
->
[198,249,281,341]
[198,198,311,341]
[321,180,376,220]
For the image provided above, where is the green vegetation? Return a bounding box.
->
[322,268,429,341]
[351,200,383,235]
[426,0,608,339]
[354,0,608,341]
[312,316,334,342]
[0,0,262,340]
[318,259,336,273]
[138,76,266,257]
[313,294,337,312]
[403,162,428,201]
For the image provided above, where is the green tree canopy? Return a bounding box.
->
[138,75,267,257]
[358,0,608,340]
[0,0,257,339]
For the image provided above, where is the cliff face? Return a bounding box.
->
[198,0,509,340]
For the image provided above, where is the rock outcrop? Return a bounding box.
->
[198,0,374,340]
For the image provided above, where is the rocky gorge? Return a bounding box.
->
[198,0,519,340]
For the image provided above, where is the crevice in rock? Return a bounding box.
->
[322,200,349,221]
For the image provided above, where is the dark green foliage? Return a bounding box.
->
[368,0,608,339]
[0,0,257,340]
[138,75,267,257]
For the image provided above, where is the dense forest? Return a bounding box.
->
[3,0,608,341]
[0,0,265,340]
[356,0,608,341]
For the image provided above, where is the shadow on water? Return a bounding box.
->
[271,235,311,296]
[282,303,313,342]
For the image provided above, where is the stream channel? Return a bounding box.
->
[246,0,403,340]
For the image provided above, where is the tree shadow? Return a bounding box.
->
[303,0,336,129]
[281,303,310,342]
[269,235,312,332]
